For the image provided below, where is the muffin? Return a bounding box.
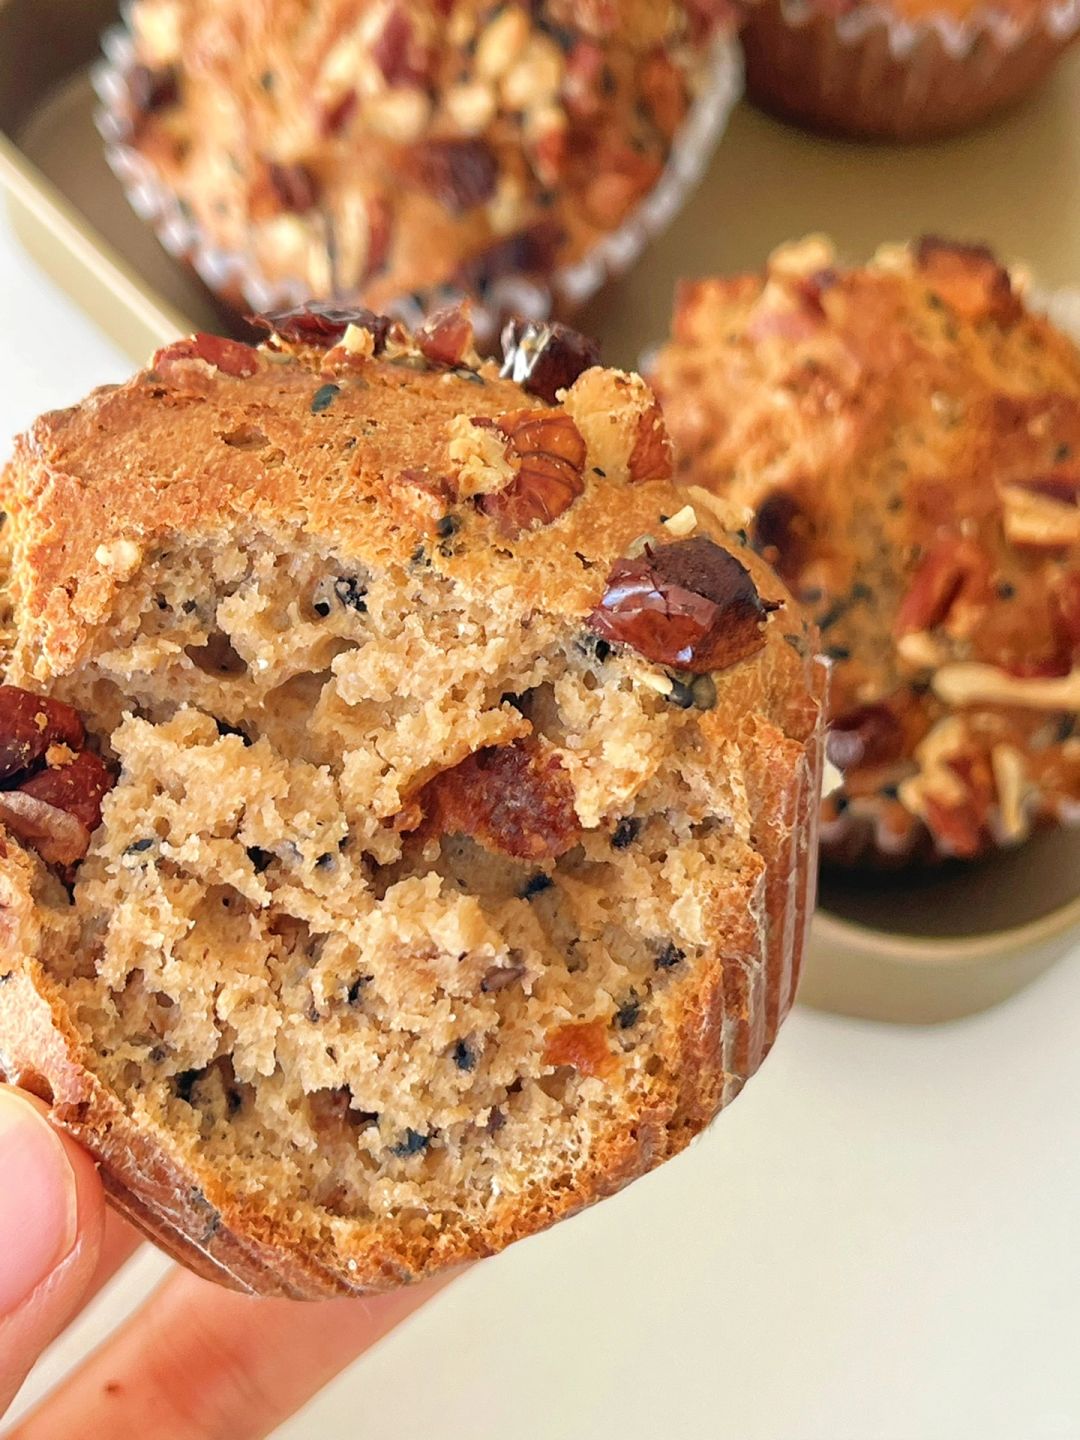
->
[0,311,824,1296]
[97,0,740,332]
[741,0,1080,141]
[652,236,1080,866]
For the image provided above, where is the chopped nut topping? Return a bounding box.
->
[914,237,1020,325]
[153,334,259,380]
[894,537,991,637]
[931,663,1080,711]
[1001,481,1080,547]
[662,506,697,537]
[478,410,587,536]
[252,305,391,351]
[0,687,83,784]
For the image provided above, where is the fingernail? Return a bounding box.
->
[0,1089,79,1314]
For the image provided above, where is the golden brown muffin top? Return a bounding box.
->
[653,236,1080,864]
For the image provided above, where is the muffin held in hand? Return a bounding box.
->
[107,0,735,327]
[0,310,823,1297]
[653,236,1080,867]
[741,0,1080,141]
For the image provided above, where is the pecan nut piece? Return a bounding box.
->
[0,792,92,868]
[251,305,392,352]
[894,536,991,637]
[20,750,116,834]
[0,686,84,784]
[542,1020,615,1078]
[588,537,779,675]
[914,237,1020,325]
[153,334,260,380]
[627,402,673,484]
[266,162,319,214]
[416,304,475,368]
[416,739,581,861]
[499,320,600,405]
[478,410,587,536]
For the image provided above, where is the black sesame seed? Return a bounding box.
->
[216,721,252,746]
[310,382,340,414]
[611,817,641,850]
[125,837,155,855]
[616,996,640,1030]
[333,576,368,612]
[347,975,372,1005]
[654,941,685,971]
[1055,442,1073,463]
[452,1040,476,1071]
[391,1128,430,1158]
[259,70,275,90]
[996,580,1016,600]
[520,873,554,900]
[436,514,461,539]
[173,1068,204,1104]
[247,846,274,873]
[313,600,332,618]
[592,467,606,478]
[825,645,851,661]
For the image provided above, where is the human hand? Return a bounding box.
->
[0,1084,451,1439]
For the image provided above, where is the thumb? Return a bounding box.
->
[0,1086,105,1417]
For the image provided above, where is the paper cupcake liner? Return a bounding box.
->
[93,21,743,341]
[741,0,1080,140]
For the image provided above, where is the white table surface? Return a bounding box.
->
[2,172,1080,1440]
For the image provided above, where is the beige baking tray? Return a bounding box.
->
[2,0,1078,1021]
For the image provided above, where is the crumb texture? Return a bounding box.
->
[0,319,822,1293]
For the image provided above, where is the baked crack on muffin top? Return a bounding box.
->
[653,235,1080,867]
[0,310,823,1295]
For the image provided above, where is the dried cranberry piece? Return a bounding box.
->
[826,704,905,773]
[417,739,581,861]
[455,220,565,292]
[588,537,778,674]
[1053,572,1080,656]
[0,793,92,868]
[751,490,812,585]
[251,304,392,352]
[1009,474,1080,506]
[0,686,84,784]
[499,320,600,404]
[416,305,475,368]
[914,237,1019,324]
[127,63,179,116]
[542,1020,614,1078]
[20,750,115,834]
[321,89,358,137]
[372,7,428,85]
[267,162,319,213]
[478,410,587,536]
[154,334,259,379]
[406,139,498,214]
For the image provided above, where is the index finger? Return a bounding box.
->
[6,1263,457,1440]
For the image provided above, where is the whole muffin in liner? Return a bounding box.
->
[650,235,1080,869]
[741,0,1080,141]
[94,1,743,340]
